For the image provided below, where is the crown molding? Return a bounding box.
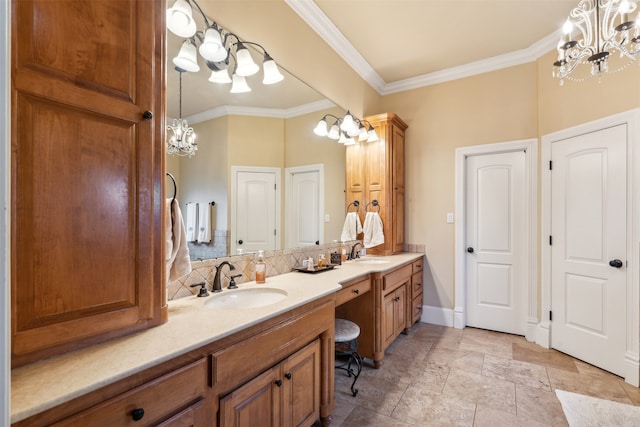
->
[185,99,336,124]
[286,0,563,95]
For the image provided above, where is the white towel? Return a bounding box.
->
[362,212,384,248]
[340,212,363,242]
[166,199,192,282]
[185,202,198,242]
[197,203,211,243]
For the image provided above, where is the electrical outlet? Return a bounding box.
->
[447,213,454,223]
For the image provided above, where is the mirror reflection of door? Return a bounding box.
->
[231,166,280,255]
[285,165,324,249]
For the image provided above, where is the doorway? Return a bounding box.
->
[454,139,537,341]
[284,164,324,249]
[542,110,640,385]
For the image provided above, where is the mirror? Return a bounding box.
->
[166,30,347,260]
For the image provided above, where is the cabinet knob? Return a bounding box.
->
[353,289,360,295]
[275,379,283,387]
[131,408,145,421]
[285,372,292,380]
[142,111,153,120]
[394,296,400,302]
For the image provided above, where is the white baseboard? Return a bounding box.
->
[536,321,551,349]
[624,351,640,386]
[420,305,455,328]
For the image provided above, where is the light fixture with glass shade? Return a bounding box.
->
[167,68,198,157]
[553,0,640,84]
[166,0,285,92]
[313,113,378,144]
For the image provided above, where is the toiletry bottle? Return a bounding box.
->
[318,253,326,269]
[341,243,347,263]
[255,250,266,283]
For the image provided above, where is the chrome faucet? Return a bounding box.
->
[349,242,364,260]
[212,261,236,293]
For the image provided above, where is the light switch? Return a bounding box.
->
[447,213,454,223]
[324,214,330,222]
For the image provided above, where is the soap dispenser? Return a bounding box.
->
[255,250,266,284]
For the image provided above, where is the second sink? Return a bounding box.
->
[204,288,288,310]
[353,257,391,265]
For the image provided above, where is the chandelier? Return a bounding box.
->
[313,111,379,145]
[166,0,284,93]
[167,69,197,157]
[553,0,640,83]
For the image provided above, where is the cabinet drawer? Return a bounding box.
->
[53,358,207,426]
[412,259,423,274]
[336,277,371,306]
[412,271,423,297]
[412,296,423,324]
[382,264,412,292]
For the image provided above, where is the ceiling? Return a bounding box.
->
[168,0,577,120]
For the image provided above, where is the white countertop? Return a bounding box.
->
[10,253,423,423]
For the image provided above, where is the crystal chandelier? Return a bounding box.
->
[166,0,284,93]
[313,111,379,145]
[553,0,640,84]
[167,69,197,157]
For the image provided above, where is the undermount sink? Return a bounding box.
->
[204,287,288,310]
[353,258,391,265]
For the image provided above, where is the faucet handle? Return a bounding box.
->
[228,274,242,289]
[189,282,209,297]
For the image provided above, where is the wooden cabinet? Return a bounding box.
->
[10,0,167,366]
[51,359,208,427]
[345,113,408,255]
[382,286,407,349]
[411,259,424,324]
[220,340,320,427]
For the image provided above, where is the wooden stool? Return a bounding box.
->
[335,318,363,396]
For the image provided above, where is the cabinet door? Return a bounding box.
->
[395,285,407,335]
[391,125,406,253]
[282,340,320,427]
[382,290,398,348]
[11,0,166,366]
[220,366,281,427]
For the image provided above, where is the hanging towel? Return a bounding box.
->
[185,202,198,242]
[166,198,192,282]
[340,212,363,242]
[197,203,211,243]
[362,211,384,248]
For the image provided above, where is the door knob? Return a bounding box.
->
[609,259,623,268]
[238,239,243,245]
[467,247,474,253]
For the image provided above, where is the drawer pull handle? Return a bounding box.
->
[352,289,360,295]
[394,296,400,302]
[285,372,292,380]
[131,408,145,421]
[275,379,283,387]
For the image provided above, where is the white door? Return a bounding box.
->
[232,168,279,254]
[465,151,526,335]
[285,165,324,248]
[550,125,627,377]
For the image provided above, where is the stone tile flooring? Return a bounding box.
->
[328,322,640,426]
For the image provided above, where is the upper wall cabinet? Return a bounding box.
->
[345,113,408,255]
[11,0,167,367]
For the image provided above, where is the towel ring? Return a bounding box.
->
[366,199,381,212]
[347,200,360,213]
[166,172,177,203]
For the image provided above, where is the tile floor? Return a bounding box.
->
[328,322,640,426]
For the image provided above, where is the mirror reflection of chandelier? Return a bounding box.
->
[167,68,197,157]
[313,111,379,146]
[553,0,640,84]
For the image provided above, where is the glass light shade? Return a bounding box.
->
[313,118,328,136]
[358,123,368,141]
[199,27,227,62]
[230,74,251,93]
[338,132,347,144]
[343,137,356,146]
[367,126,379,142]
[262,57,284,84]
[235,44,259,76]
[340,111,355,133]
[347,124,359,138]
[208,69,231,84]
[173,40,200,72]
[327,123,340,140]
[166,0,197,37]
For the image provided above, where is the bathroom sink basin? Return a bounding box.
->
[353,258,390,265]
[204,288,288,310]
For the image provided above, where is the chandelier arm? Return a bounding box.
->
[187,0,211,28]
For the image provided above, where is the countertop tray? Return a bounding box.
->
[293,264,337,274]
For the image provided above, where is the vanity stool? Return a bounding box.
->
[334,318,363,397]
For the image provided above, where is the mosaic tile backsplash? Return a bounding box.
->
[167,242,426,301]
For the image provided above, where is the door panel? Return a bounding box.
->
[235,170,277,254]
[466,151,526,335]
[550,124,627,376]
[286,167,321,248]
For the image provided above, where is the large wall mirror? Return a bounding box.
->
[166,21,347,260]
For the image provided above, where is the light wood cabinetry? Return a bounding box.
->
[410,259,424,324]
[220,340,320,427]
[345,113,408,255]
[381,264,411,349]
[10,0,167,367]
[13,296,336,427]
